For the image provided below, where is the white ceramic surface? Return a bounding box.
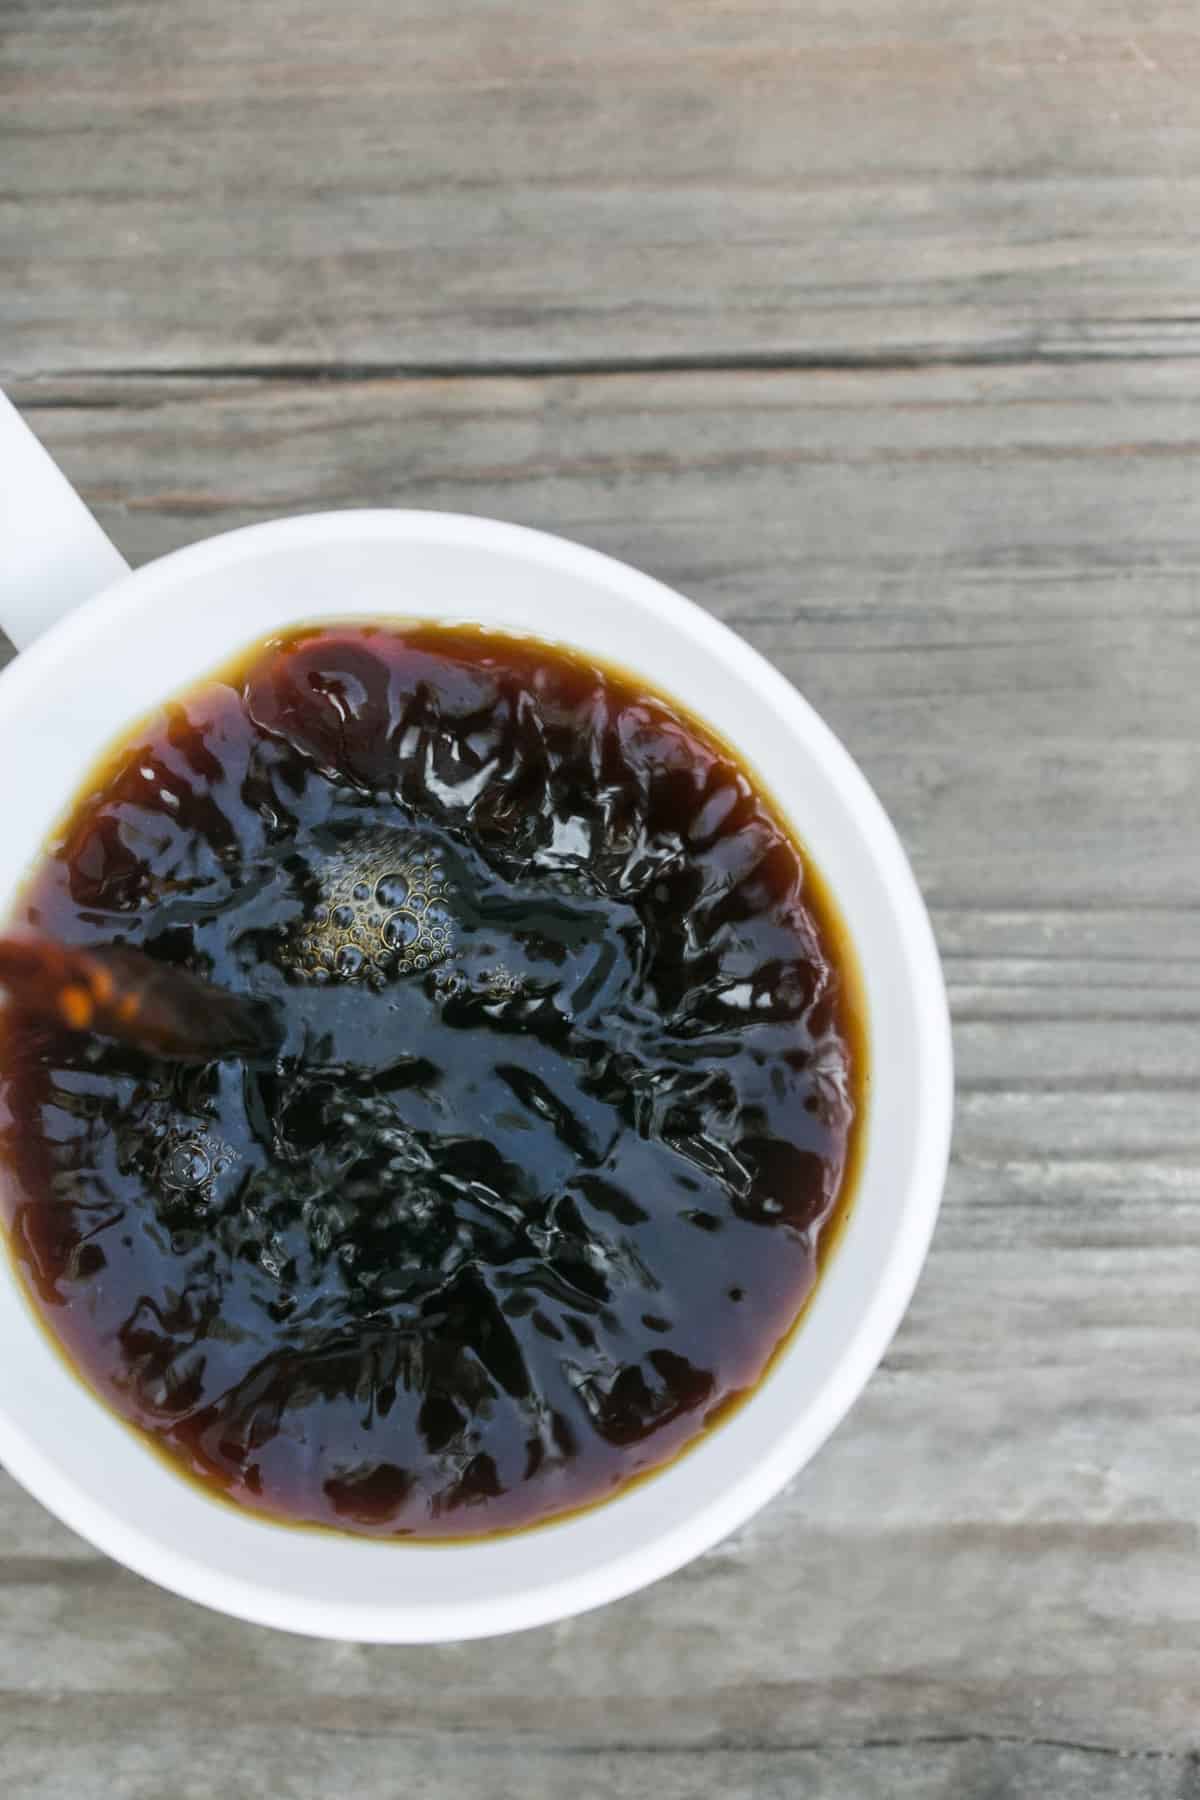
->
[0,395,952,1641]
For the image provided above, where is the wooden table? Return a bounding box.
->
[3,4,1200,1793]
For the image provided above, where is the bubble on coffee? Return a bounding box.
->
[284,829,454,985]
[116,1103,240,1211]
[157,1126,238,1200]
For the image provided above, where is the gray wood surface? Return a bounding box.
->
[5,0,1200,374]
[4,2,1200,1796]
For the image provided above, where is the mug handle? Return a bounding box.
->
[0,389,130,652]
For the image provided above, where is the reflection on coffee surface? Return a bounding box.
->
[0,624,862,1537]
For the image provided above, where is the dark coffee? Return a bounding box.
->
[0,624,861,1537]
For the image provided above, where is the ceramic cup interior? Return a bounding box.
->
[0,511,952,1640]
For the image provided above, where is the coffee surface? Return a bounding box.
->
[0,624,859,1536]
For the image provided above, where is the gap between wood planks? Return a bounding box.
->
[14,325,1200,399]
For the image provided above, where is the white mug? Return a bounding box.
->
[0,390,952,1641]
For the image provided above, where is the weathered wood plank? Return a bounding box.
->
[0,1708,1193,1800]
[4,0,1200,375]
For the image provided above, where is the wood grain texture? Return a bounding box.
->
[1,1713,1197,1800]
[2,361,1200,1796]
[4,0,1200,375]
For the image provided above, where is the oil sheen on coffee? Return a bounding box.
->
[0,624,862,1537]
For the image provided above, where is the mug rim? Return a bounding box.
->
[0,510,953,1639]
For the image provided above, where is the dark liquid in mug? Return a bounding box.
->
[0,625,861,1537]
